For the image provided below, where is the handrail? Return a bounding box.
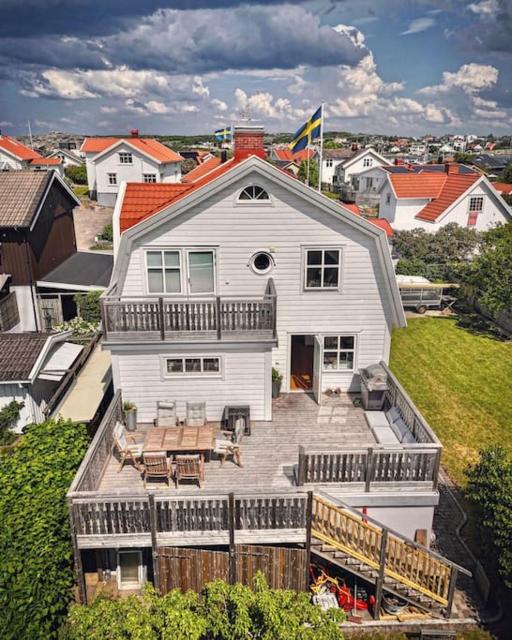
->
[311,494,471,607]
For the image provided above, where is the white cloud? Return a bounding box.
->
[234,88,305,120]
[211,98,228,112]
[401,17,436,36]
[418,63,499,95]
[471,96,507,119]
[145,100,169,114]
[0,120,13,127]
[467,0,499,17]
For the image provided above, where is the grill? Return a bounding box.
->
[359,364,389,410]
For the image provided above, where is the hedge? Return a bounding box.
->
[0,419,89,639]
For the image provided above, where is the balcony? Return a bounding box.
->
[101,279,277,344]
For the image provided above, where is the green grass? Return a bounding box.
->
[390,317,512,484]
[72,185,89,198]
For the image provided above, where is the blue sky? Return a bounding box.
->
[0,0,511,136]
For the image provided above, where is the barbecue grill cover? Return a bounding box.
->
[362,364,388,390]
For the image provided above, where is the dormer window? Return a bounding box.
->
[363,157,373,168]
[238,185,270,201]
[119,152,133,164]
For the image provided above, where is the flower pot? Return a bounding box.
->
[272,379,282,399]
[124,408,137,431]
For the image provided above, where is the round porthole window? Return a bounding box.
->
[250,251,274,274]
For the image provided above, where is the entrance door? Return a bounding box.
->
[312,335,322,404]
[290,335,314,391]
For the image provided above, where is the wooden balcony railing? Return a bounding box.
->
[101,279,277,343]
[0,292,19,331]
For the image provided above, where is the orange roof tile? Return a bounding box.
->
[273,146,315,163]
[390,172,447,199]
[492,182,512,195]
[182,155,222,183]
[29,157,62,165]
[415,174,480,222]
[81,136,182,163]
[338,202,393,237]
[0,135,46,162]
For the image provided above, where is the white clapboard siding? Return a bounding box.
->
[112,346,269,423]
[119,173,394,391]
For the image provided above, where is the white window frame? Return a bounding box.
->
[117,550,144,590]
[145,249,183,295]
[144,248,217,296]
[143,173,157,183]
[303,246,343,291]
[322,335,357,372]
[326,159,333,168]
[468,196,484,212]
[236,184,272,205]
[162,355,223,378]
[108,172,117,185]
[249,251,274,275]
[118,151,133,164]
[363,157,373,168]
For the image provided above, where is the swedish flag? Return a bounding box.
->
[289,106,322,153]
[214,127,232,142]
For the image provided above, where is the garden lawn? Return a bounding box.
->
[390,317,512,485]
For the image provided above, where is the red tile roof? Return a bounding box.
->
[120,158,236,232]
[492,182,512,195]
[182,155,222,183]
[415,174,480,222]
[0,135,46,162]
[81,136,182,163]
[273,146,315,163]
[29,157,62,165]
[390,173,447,199]
[338,202,393,237]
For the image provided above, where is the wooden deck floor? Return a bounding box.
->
[98,393,374,496]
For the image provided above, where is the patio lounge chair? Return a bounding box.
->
[113,421,143,472]
[175,454,203,488]
[186,401,206,427]
[214,418,244,467]
[142,452,172,488]
[154,401,177,428]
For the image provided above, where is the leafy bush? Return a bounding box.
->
[65,164,87,185]
[62,575,345,639]
[465,446,512,588]
[501,162,512,184]
[54,316,98,340]
[0,419,89,639]
[0,400,24,446]
[73,290,103,324]
[97,223,113,242]
[272,367,283,383]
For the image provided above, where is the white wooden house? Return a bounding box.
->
[379,164,511,231]
[334,147,391,186]
[0,134,63,175]
[81,130,182,207]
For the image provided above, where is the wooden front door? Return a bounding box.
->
[290,335,314,391]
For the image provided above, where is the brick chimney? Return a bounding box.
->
[394,158,404,165]
[130,128,139,138]
[233,124,266,162]
[445,162,460,175]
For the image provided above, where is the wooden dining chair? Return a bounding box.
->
[154,401,177,428]
[214,418,244,467]
[142,452,172,488]
[174,454,203,488]
[186,401,206,427]
[113,421,143,472]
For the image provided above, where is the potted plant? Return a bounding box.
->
[272,367,283,398]
[123,400,137,431]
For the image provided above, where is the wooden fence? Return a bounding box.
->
[0,292,19,331]
[101,286,277,342]
[311,495,469,613]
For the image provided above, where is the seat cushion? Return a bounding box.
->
[365,411,389,430]
[385,407,401,425]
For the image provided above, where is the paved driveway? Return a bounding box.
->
[73,200,113,251]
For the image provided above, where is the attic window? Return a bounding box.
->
[238,185,270,201]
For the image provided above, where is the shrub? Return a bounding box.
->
[0,400,24,446]
[65,164,87,185]
[62,575,345,639]
[97,223,113,242]
[73,290,103,324]
[0,419,89,639]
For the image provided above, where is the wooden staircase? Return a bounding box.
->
[310,494,471,618]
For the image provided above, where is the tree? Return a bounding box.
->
[73,290,103,324]
[0,400,24,445]
[0,419,89,639]
[453,152,473,164]
[459,222,512,313]
[62,575,345,639]
[182,158,197,175]
[297,159,320,189]
[65,164,87,185]
[465,446,512,587]
[501,162,512,184]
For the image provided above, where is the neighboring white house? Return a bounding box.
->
[81,130,183,207]
[0,134,63,175]
[334,147,392,186]
[379,164,511,231]
[320,148,354,187]
[47,148,84,168]
[0,332,83,432]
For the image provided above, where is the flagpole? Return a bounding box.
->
[306,142,310,188]
[318,103,324,192]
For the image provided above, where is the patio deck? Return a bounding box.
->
[97,393,374,495]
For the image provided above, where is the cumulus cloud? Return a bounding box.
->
[401,17,436,35]
[418,63,499,95]
[211,98,228,111]
[467,0,499,17]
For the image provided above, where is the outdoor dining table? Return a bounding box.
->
[143,426,216,479]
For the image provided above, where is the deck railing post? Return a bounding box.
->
[149,494,160,593]
[100,300,108,340]
[365,447,374,492]
[445,566,458,618]
[228,492,236,584]
[373,528,388,619]
[432,447,442,491]
[305,491,313,591]
[158,297,165,341]
[68,498,87,604]
[216,296,222,340]
[297,446,306,486]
